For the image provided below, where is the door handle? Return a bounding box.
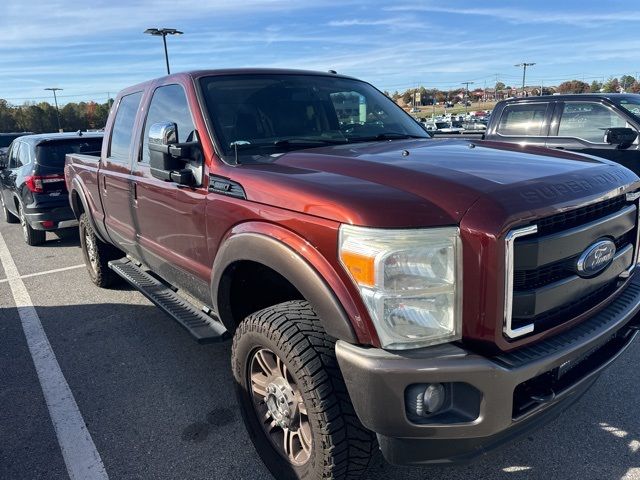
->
[102,175,107,193]
[553,146,565,150]
[131,182,137,200]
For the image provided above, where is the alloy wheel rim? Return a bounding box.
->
[84,230,98,272]
[249,347,312,465]
[19,209,28,242]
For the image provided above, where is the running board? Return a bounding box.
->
[108,258,229,343]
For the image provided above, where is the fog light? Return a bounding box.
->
[406,383,447,418]
[422,383,446,414]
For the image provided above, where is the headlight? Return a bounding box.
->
[339,225,462,350]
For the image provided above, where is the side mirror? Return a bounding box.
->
[604,127,638,149]
[148,122,194,185]
[0,154,7,170]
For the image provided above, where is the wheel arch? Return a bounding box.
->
[211,229,363,344]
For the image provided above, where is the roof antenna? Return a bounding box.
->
[328,69,337,74]
[76,130,83,136]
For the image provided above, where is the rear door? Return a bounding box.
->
[132,83,210,302]
[491,101,552,147]
[1,142,22,214]
[99,91,143,250]
[545,100,640,173]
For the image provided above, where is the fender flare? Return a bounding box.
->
[69,178,109,243]
[211,231,360,344]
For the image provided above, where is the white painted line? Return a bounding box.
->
[0,264,85,284]
[0,231,108,480]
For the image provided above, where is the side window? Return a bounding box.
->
[108,91,143,162]
[9,143,23,168]
[141,85,195,163]
[558,102,628,143]
[18,143,31,166]
[497,103,548,136]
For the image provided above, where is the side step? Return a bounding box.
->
[108,258,229,343]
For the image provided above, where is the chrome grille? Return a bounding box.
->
[504,193,640,340]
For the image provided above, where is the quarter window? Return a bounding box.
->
[497,103,548,136]
[108,91,143,162]
[558,102,628,143]
[141,85,195,163]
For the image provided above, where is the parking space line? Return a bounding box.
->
[0,264,85,284]
[0,232,108,480]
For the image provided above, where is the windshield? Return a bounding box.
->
[199,74,428,162]
[617,97,640,120]
[36,138,103,168]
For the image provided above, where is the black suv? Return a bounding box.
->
[0,132,103,245]
[482,93,640,174]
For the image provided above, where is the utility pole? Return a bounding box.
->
[515,62,535,96]
[44,87,63,132]
[461,81,474,115]
[144,28,183,74]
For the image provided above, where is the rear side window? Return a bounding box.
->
[8,143,24,168]
[109,91,143,162]
[558,102,628,143]
[36,138,103,168]
[140,84,195,163]
[497,103,548,136]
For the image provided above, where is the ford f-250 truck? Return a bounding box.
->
[65,69,640,480]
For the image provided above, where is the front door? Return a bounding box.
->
[132,83,210,303]
[545,100,640,174]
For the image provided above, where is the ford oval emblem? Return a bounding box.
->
[576,240,616,277]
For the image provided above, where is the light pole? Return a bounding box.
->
[144,28,183,74]
[515,62,535,96]
[44,87,63,132]
[461,81,474,115]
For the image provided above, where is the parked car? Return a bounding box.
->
[66,69,640,479]
[0,132,33,161]
[0,132,103,245]
[482,93,640,174]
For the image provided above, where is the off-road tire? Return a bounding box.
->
[1,196,19,224]
[79,213,121,287]
[19,204,45,246]
[232,300,376,480]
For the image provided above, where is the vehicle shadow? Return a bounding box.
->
[1,302,638,480]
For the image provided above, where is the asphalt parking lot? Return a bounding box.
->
[0,219,638,480]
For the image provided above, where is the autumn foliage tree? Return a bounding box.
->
[557,80,591,94]
[0,99,111,133]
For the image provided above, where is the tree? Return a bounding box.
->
[602,77,620,93]
[620,75,637,91]
[495,81,505,91]
[557,80,590,94]
[590,80,603,92]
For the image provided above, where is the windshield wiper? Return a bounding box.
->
[273,138,348,148]
[347,132,427,142]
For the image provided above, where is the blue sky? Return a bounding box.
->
[1,0,639,104]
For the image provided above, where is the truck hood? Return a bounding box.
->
[236,138,638,228]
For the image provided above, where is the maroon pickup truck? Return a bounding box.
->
[65,69,640,480]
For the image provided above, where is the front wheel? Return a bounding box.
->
[79,213,121,287]
[232,300,376,480]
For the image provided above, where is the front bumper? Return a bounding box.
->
[336,276,640,465]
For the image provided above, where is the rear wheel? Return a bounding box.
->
[79,213,121,287]
[232,300,376,480]
[18,204,45,246]
[1,196,19,224]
